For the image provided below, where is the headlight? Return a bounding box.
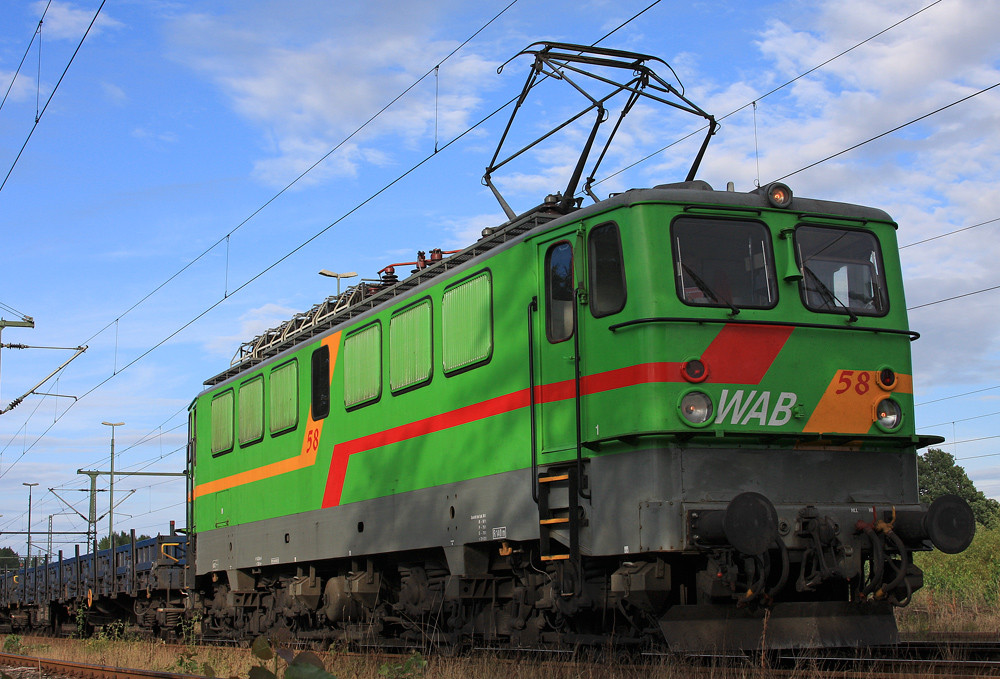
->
[680,391,714,426]
[875,398,902,431]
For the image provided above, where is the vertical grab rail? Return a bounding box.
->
[528,297,539,504]
[573,287,589,499]
[74,545,81,601]
[185,407,196,590]
[130,529,137,597]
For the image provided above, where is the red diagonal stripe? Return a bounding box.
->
[321,324,793,507]
[700,324,793,383]
[322,389,530,507]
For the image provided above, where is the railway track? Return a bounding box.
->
[0,652,203,679]
[5,636,1000,678]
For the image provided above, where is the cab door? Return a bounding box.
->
[534,230,584,456]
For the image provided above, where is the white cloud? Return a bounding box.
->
[0,71,34,103]
[32,0,123,40]
[131,127,178,145]
[439,212,508,250]
[101,81,127,104]
[168,3,498,188]
[203,302,300,358]
[755,4,1000,397]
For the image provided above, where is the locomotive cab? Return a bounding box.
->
[530,179,976,649]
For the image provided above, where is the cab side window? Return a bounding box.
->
[311,345,330,420]
[588,222,626,317]
[545,241,575,343]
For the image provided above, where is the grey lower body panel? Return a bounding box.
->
[196,467,539,575]
[197,443,919,576]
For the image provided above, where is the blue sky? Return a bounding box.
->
[1,0,999,558]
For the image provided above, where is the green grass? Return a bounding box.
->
[897,522,1000,634]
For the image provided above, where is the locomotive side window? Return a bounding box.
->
[795,225,888,317]
[442,271,493,374]
[210,389,234,456]
[344,323,382,408]
[545,241,575,342]
[672,217,777,310]
[270,360,299,435]
[311,345,330,420]
[390,299,432,393]
[238,375,264,446]
[588,222,626,318]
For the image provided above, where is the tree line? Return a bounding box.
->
[918,447,999,525]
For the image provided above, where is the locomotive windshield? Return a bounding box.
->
[795,225,888,317]
[672,217,778,310]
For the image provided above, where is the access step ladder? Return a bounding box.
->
[537,466,582,563]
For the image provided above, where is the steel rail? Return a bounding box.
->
[0,651,204,679]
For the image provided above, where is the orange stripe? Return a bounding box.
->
[193,332,341,498]
[803,370,912,434]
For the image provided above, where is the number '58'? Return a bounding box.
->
[835,370,870,395]
[305,428,320,453]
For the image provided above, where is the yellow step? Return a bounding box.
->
[540,517,569,525]
[540,554,570,562]
[538,474,569,483]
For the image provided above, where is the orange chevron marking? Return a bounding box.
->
[193,332,341,498]
[802,369,912,434]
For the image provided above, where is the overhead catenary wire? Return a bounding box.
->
[0,301,32,319]
[900,216,1000,249]
[4,6,676,542]
[596,0,946,187]
[0,2,656,484]
[0,1,52,116]
[0,0,957,381]
[0,0,107,194]
[772,81,1000,184]
[916,385,1000,407]
[0,0,524,483]
[3,0,938,427]
[907,283,1000,311]
[3,5,675,541]
[920,409,1000,430]
[1,0,1000,524]
[74,0,523,352]
[952,440,1000,459]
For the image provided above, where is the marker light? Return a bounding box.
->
[765,182,793,208]
[680,391,714,426]
[875,398,902,431]
[682,359,708,383]
[877,367,897,391]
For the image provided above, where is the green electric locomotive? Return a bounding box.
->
[185,44,975,650]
